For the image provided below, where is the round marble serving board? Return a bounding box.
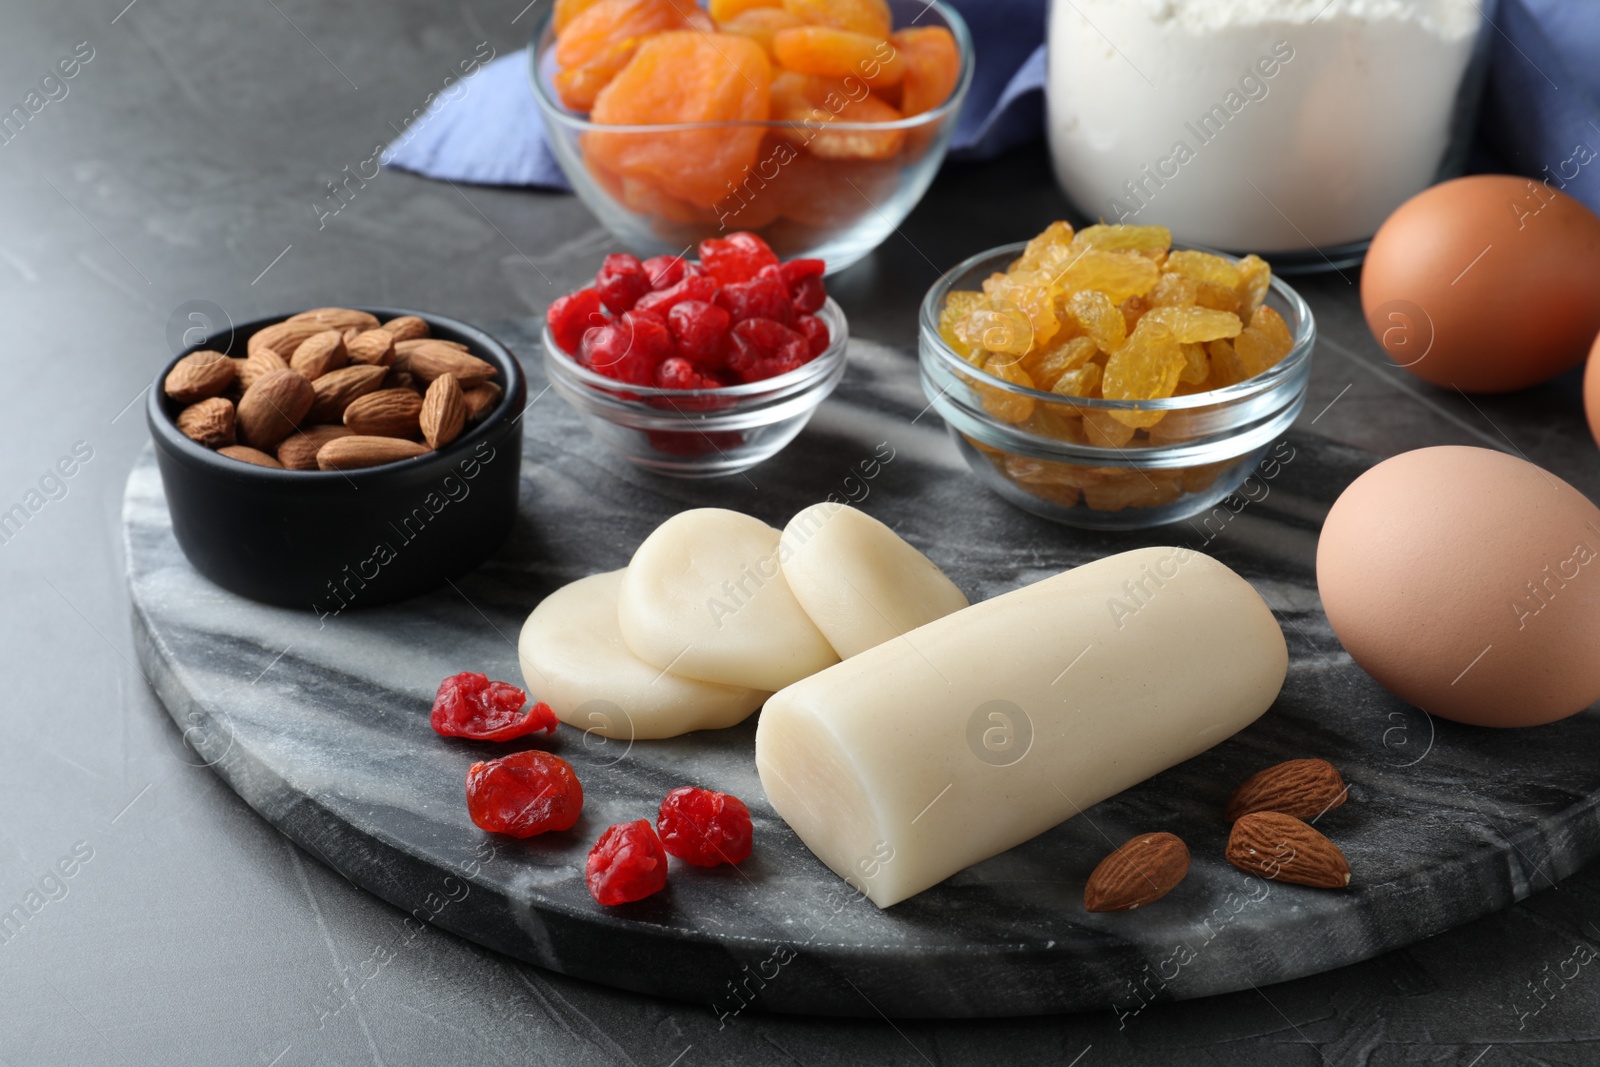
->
[126,335,1600,1018]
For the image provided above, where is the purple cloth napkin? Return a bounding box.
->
[383,0,1600,219]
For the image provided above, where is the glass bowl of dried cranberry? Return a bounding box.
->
[543,233,849,478]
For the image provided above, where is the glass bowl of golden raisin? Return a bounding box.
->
[529,0,973,273]
[919,222,1315,530]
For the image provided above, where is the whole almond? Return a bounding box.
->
[1226,812,1351,889]
[463,381,502,421]
[307,364,388,423]
[1083,833,1190,912]
[395,340,495,387]
[344,388,423,437]
[382,315,429,343]
[287,307,380,332]
[318,435,430,471]
[1226,759,1348,823]
[236,348,289,391]
[277,424,355,470]
[164,350,236,403]
[420,373,467,449]
[346,328,396,367]
[248,319,329,360]
[175,397,236,448]
[385,369,418,392]
[396,338,465,356]
[289,330,348,380]
[218,445,283,468]
[237,369,314,449]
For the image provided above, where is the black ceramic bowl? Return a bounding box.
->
[147,307,526,612]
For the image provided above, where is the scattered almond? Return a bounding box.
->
[176,397,236,448]
[1084,833,1190,912]
[307,364,388,423]
[396,340,495,387]
[346,328,396,367]
[382,315,429,343]
[1225,759,1348,823]
[344,388,423,438]
[317,435,430,471]
[237,369,314,449]
[287,307,380,332]
[1226,812,1351,889]
[164,350,236,403]
[218,445,283,468]
[277,424,355,471]
[421,373,467,449]
[463,381,502,421]
[289,330,348,380]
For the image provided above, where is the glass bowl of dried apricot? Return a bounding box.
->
[530,0,972,273]
[920,222,1315,530]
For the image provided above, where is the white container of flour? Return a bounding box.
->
[1045,0,1490,263]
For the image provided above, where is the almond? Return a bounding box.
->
[1083,832,1190,912]
[237,368,314,449]
[382,315,429,343]
[317,435,430,471]
[394,340,495,387]
[218,445,283,468]
[1226,812,1351,889]
[463,381,502,421]
[287,307,380,332]
[346,328,396,367]
[385,369,418,392]
[176,397,236,448]
[236,348,289,391]
[289,330,348,380]
[307,364,388,423]
[344,388,423,438]
[420,373,467,448]
[164,350,236,403]
[248,319,329,360]
[396,338,465,356]
[1225,759,1348,823]
[277,424,355,471]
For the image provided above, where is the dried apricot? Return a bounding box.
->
[769,71,905,160]
[710,0,782,19]
[772,26,903,89]
[554,0,605,35]
[891,27,960,116]
[783,0,891,38]
[587,32,771,208]
[718,7,806,55]
[554,0,690,110]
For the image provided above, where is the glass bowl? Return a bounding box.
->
[544,297,848,478]
[919,243,1315,530]
[528,0,973,274]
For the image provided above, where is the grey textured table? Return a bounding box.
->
[4,0,1599,1063]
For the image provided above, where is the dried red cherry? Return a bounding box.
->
[657,786,753,867]
[667,300,731,369]
[716,275,793,326]
[634,272,719,316]
[791,275,827,315]
[794,314,831,357]
[546,288,606,356]
[579,322,653,386]
[431,672,559,741]
[595,253,651,314]
[727,317,811,382]
[654,356,724,391]
[642,254,687,290]
[465,750,583,837]
[699,232,779,285]
[779,257,826,288]
[586,819,669,906]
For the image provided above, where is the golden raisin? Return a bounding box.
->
[1235,254,1272,315]
[1140,305,1243,344]
[981,357,1037,424]
[1082,409,1136,448]
[1147,272,1198,307]
[955,306,1033,359]
[984,274,1060,349]
[939,290,983,359]
[1177,342,1209,385]
[1067,290,1126,352]
[1102,318,1184,427]
[1207,338,1249,386]
[1165,250,1242,289]
[1048,250,1161,305]
[1252,305,1294,353]
[1051,362,1102,399]
[1016,221,1074,272]
[1025,335,1097,389]
[1071,224,1172,254]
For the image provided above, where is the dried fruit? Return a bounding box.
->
[1083,832,1190,912]
[668,299,731,368]
[891,26,960,116]
[277,424,354,470]
[217,445,282,468]
[1140,305,1243,344]
[772,27,903,89]
[344,388,424,438]
[165,351,236,403]
[316,435,431,471]
[596,252,652,314]
[1226,811,1351,888]
[176,397,236,448]
[699,232,780,285]
[979,356,1036,424]
[345,328,396,367]
[236,369,314,449]
[1225,759,1348,823]
[381,315,430,343]
[307,363,388,423]
[547,288,608,355]
[248,319,332,360]
[1067,290,1126,352]
[432,671,560,742]
[716,274,794,325]
[782,0,890,38]
[287,307,380,332]
[466,750,583,837]
[657,786,753,867]
[396,340,496,387]
[710,0,782,19]
[289,330,347,380]
[717,7,805,56]
[420,373,467,449]
[586,820,669,905]
[1101,318,1185,427]
[463,381,503,421]
[554,0,690,111]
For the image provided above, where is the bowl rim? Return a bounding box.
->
[527,0,975,135]
[147,306,527,483]
[919,239,1316,415]
[543,295,849,404]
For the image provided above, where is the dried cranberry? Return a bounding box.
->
[791,275,827,315]
[715,276,793,325]
[645,428,746,456]
[594,253,651,314]
[698,232,779,285]
[465,750,583,838]
[634,272,718,316]
[727,317,811,383]
[546,288,606,356]
[794,314,831,357]
[642,254,687,290]
[431,671,559,741]
[657,786,753,867]
[667,300,731,369]
[586,820,669,906]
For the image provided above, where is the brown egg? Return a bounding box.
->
[1586,330,1600,449]
[1317,446,1600,727]
[1361,175,1600,393]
